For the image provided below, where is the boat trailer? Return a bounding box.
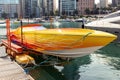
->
[0,19,35,65]
[0,39,35,65]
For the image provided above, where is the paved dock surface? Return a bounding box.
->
[0,46,34,80]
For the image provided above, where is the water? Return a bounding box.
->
[28,43,120,80]
[0,22,120,80]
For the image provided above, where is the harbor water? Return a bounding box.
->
[0,22,120,80]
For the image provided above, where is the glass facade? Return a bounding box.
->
[59,0,76,16]
[0,0,19,4]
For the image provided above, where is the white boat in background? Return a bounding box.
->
[0,20,6,27]
[0,22,6,27]
[14,19,37,23]
[75,18,84,22]
[103,10,120,19]
[85,10,120,42]
[0,20,5,23]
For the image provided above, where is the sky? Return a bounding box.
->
[95,0,112,4]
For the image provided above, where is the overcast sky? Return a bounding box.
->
[95,0,112,4]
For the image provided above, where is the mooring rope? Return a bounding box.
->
[24,56,54,74]
[68,32,92,47]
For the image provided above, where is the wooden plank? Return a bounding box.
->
[0,47,34,80]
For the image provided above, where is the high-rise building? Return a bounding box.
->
[47,0,53,16]
[115,0,120,7]
[38,0,57,16]
[47,0,57,16]
[31,0,39,17]
[100,0,108,8]
[117,0,120,6]
[20,0,40,18]
[59,0,77,16]
[112,0,117,7]
[77,0,94,14]
[42,0,47,16]
[25,0,31,18]
[0,0,20,18]
[112,0,120,7]
[19,0,32,18]
[37,0,47,16]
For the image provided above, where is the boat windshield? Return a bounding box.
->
[23,26,46,31]
[35,26,47,30]
[42,21,82,29]
[111,20,120,24]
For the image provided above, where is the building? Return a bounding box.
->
[112,0,117,7]
[47,0,57,16]
[47,0,53,16]
[37,0,47,16]
[96,3,100,8]
[20,0,41,18]
[59,0,77,16]
[100,0,108,8]
[96,0,109,8]
[19,0,32,18]
[112,0,120,7]
[31,0,39,17]
[116,0,120,7]
[37,0,57,17]
[0,0,20,18]
[117,0,120,6]
[77,0,94,15]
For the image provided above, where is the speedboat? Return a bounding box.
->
[85,10,120,42]
[10,24,117,58]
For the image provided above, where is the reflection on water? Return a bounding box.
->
[78,43,120,80]
[29,44,120,80]
[61,56,91,80]
[28,43,120,80]
[29,66,67,80]
[96,43,120,70]
[97,43,120,57]
[0,22,120,80]
[28,55,91,80]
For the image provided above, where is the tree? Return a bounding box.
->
[62,11,66,15]
[73,9,78,16]
[50,11,54,16]
[55,10,58,16]
[117,5,120,10]
[85,8,91,14]
[14,13,18,18]
[1,12,8,19]
[93,8,99,14]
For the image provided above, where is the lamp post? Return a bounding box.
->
[67,4,69,16]
[60,0,62,16]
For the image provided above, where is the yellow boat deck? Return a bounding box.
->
[0,46,34,80]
